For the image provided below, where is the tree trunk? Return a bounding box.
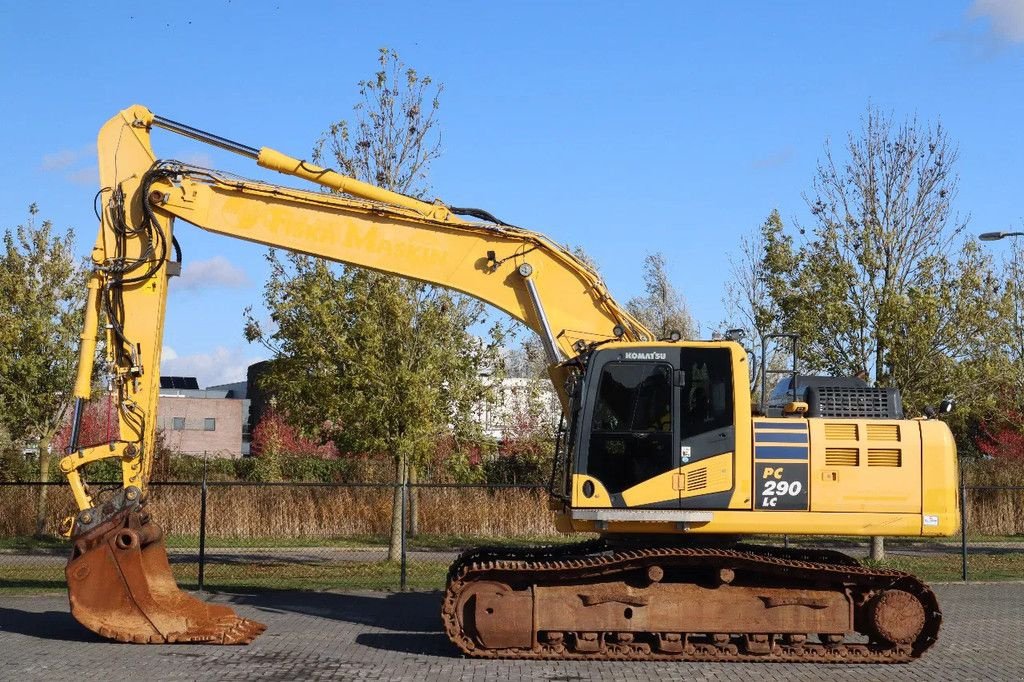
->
[387,454,407,562]
[870,536,885,561]
[34,435,51,538]
[408,463,419,538]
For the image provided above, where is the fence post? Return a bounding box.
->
[399,479,408,592]
[960,479,968,582]
[198,454,208,593]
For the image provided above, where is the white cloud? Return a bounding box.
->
[162,345,178,361]
[970,0,1024,43]
[39,144,99,185]
[752,147,795,170]
[160,345,264,388]
[173,256,250,291]
[177,151,215,168]
[40,148,85,171]
[67,165,99,186]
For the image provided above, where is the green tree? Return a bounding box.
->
[627,252,697,340]
[972,232,1024,458]
[313,46,442,195]
[0,421,32,482]
[999,234,1024,400]
[761,107,1007,412]
[0,205,83,534]
[245,48,497,559]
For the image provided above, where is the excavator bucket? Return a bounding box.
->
[66,506,265,644]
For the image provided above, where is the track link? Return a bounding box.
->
[442,540,941,663]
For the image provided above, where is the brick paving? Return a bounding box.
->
[0,583,1021,681]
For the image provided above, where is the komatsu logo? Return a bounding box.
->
[623,351,667,360]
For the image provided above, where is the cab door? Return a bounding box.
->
[675,347,736,509]
[575,352,677,508]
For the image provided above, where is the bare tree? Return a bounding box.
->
[723,210,787,398]
[627,253,697,339]
[764,107,971,385]
[314,47,442,198]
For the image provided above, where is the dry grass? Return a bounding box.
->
[0,485,79,537]
[0,484,559,539]
[962,460,1024,536]
[191,486,558,539]
[2,471,1022,541]
[962,488,1024,535]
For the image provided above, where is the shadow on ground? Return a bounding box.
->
[0,605,103,643]
[227,589,444,633]
[0,590,457,655]
[225,590,457,657]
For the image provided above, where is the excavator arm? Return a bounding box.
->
[60,105,649,644]
[65,104,650,512]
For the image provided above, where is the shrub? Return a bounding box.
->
[977,418,1024,462]
[51,392,118,454]
[250,409,339,460]
[0,437,32,483]
[486,410,554,485]
[280,457,355,483]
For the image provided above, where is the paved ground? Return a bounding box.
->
[1,583,1022,681]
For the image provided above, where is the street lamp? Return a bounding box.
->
[979,231,1024,242]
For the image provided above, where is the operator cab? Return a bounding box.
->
[568,344,741,509]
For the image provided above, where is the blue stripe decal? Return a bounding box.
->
[754,421,808,431]
[754,446,809,460]
[755,431,809,444]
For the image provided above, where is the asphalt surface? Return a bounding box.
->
[1,582,1022,681]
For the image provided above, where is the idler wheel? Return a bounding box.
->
[869,590,926,644]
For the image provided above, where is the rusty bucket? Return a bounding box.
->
[66,507,265,644]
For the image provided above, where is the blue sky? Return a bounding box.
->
[1,1,1022,386]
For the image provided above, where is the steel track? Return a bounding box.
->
[441,540,941,663]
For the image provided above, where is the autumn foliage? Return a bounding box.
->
[53,392,118,453]
[250,409,338,460]
[977,413,1024,462]
[486,406,555,485]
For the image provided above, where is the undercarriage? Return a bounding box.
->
[442,538,940,662]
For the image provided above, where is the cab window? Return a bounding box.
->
[680,349,734,441]
[587,362,673,494]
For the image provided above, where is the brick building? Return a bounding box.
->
[157,377,246,457]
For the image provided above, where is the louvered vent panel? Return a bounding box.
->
[687,468,708,491]
[868,449,902,467]
[824,423,858,440]
[866,424,900,441]
[825,448,859,466]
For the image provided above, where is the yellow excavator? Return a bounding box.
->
[61,105,958,661]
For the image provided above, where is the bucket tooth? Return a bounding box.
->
[66,507,265,644]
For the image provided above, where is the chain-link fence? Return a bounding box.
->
[0,480,558,593]
[1,480,1021,593]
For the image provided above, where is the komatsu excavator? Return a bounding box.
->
[61,105,959,661]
